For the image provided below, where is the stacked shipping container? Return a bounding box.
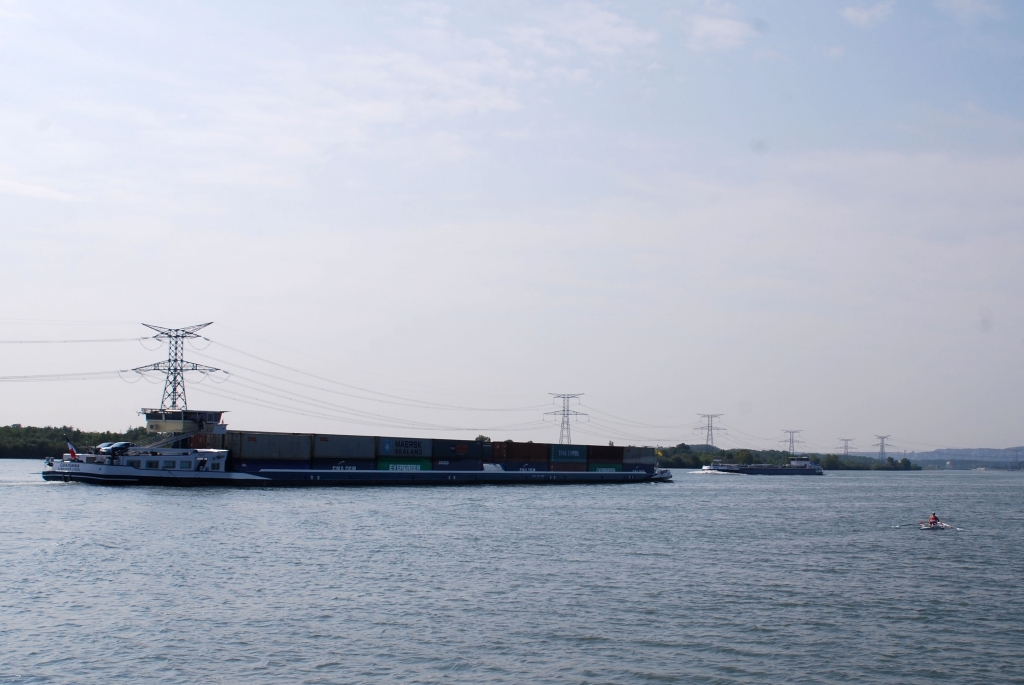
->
[187,432,658,473]
[225,432,312,472]
[550,444,587,471]
[377,436,432,470]
[495,441,549,471]
[587,445,624,472]
[623,446,657,473]
[432,439,483,471]
[313,434,375,471]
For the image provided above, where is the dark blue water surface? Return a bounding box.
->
[2,460,1023,684]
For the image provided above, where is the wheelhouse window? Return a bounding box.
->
[145,460,159,469]
[179,461,191,470]
[126,460,141,468]
[210,463,221,471]
[162,460,176,469]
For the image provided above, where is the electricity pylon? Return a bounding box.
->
[546,393,586,444]
[780,430,803,454]
[697,413,723,447]
[874,435,891,462]
[132,323,219,411]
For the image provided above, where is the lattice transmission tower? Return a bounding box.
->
[874,435,891,462]
[838,438,854,456]
[546,393,587,444]
[780,430,804,454]
[132,323,219,411]
[697,413,724,447]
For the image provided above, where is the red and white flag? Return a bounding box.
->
[66,439,78,460]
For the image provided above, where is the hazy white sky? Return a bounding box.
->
[2,0,1022,452]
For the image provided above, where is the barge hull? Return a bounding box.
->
[730,467,822,475]
[42,467,671,486]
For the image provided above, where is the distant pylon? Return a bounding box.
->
[697,414,723,447]
[546,394,587,444]
[838,438,854,456]
[874,435,891,462]
[780,430,803,454]
[132,323,219,411]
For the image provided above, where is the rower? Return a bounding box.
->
[929,512,939,526]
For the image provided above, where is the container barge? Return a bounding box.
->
[700,456,823,476]
[42,409,671,486]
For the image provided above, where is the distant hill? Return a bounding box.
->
[853,447,1024,462]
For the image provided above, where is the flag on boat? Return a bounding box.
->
[65,437,77,460]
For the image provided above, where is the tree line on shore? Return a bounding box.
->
[0,425,149,459]
[655,443,920,470]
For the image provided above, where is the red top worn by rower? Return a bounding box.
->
[929,513,939,525]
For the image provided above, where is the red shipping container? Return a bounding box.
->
[588,445,624,463]
[549,462,586,472]
[508,441,549,462]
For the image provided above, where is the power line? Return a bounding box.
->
[0,370,124,381]
[205,339,546,412]
[577,405,703,429]
[190,384,550,434]
[0,337,154,344]
[546,393,586,444]
[780,429,804,454]
[132,323,220,411]
[191,347,545,413]
[697,414,723,447]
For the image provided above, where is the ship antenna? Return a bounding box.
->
[132,323,219,410]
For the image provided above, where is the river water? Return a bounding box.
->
[2,460,1022,684]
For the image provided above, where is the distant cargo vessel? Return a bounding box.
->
[700,456,824,476]
[42,409,672,486]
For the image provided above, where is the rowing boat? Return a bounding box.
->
[919,522,953,530]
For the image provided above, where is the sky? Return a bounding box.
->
[1,0,1023,453]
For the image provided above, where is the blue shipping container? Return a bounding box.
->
[237,459,311,472]
[550,444,588,463]
[311,458,375,471]
[623,446,656,464]
[377,437,432,457]
[499,462,549,472]
[622,464,655,474]
[432,459,484,471]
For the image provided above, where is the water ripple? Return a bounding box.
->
[1,461,1022,684]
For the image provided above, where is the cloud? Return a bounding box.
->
[507,2,657,56]
[842,2,894,27]
[827,46,845,59]
[0,177,78,201]
[934,0,1002,21]
[686,15,758,51]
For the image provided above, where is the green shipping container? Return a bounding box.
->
[377,458,432,471]
[550,444,587,463]
[588,463,622,472]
